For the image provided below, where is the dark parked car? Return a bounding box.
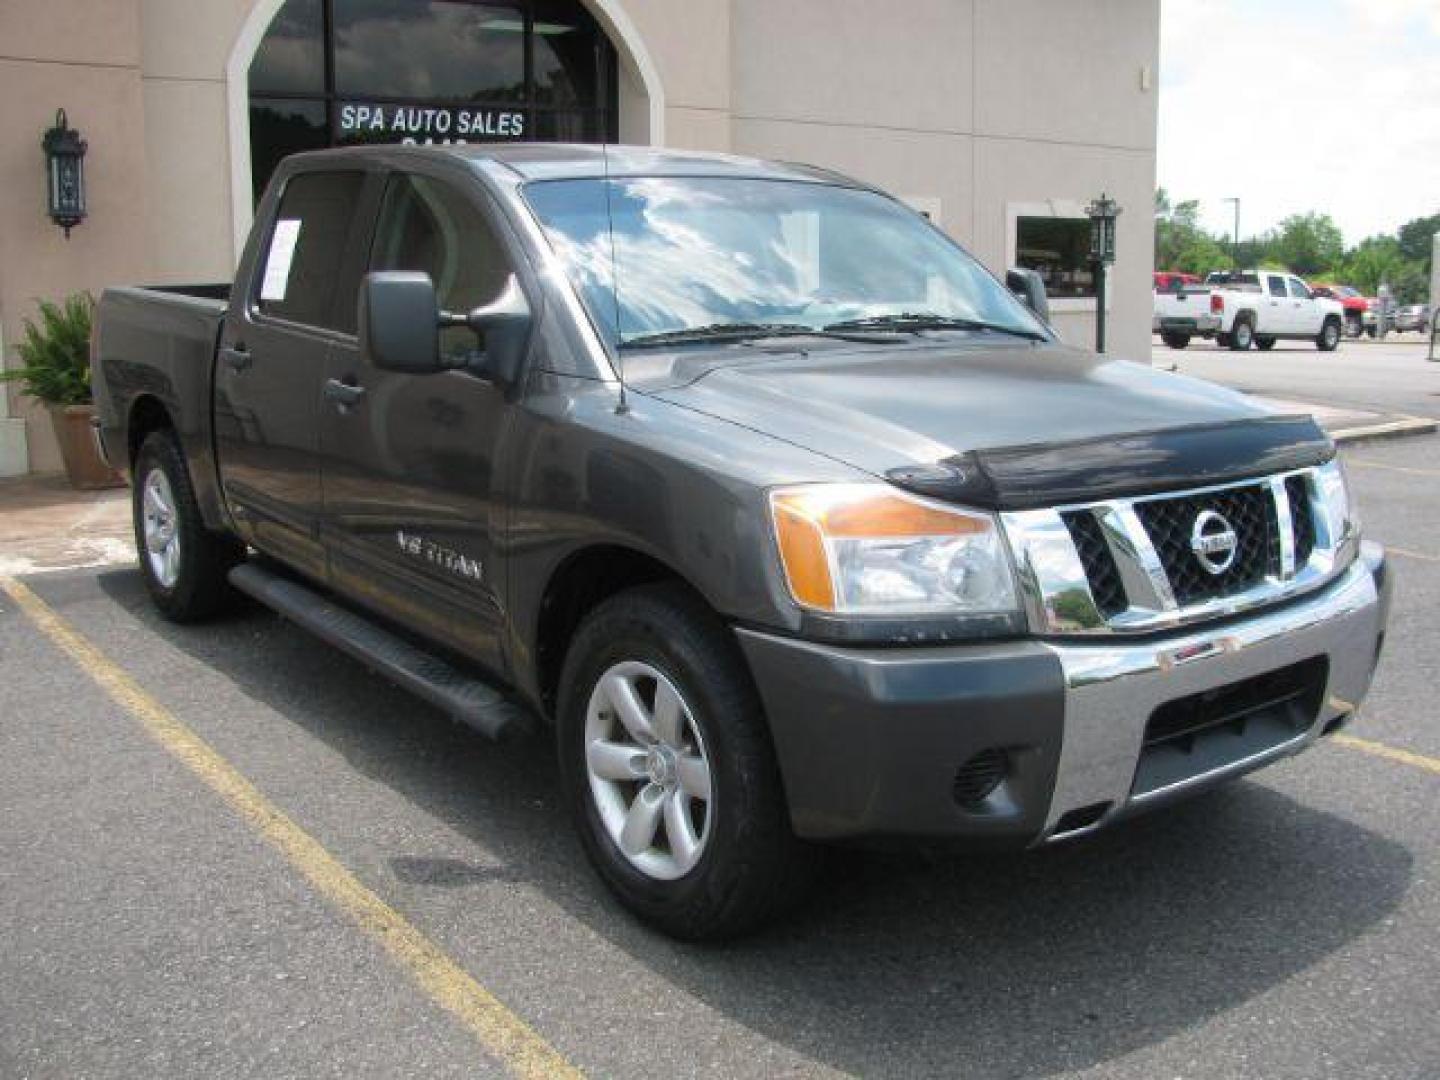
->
[92,145,1389,939]
[1395,304,1430,333]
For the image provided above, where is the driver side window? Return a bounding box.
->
[370,173,512,363]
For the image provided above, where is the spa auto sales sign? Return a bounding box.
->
[337,102,525,144]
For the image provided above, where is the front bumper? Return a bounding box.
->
[738,545,1388,846]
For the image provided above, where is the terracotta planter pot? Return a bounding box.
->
[47,404,124,490]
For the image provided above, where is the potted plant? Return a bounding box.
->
[0,292,122,489]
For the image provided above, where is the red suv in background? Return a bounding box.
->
[1310,284,1369,338]
[1154,271,1200,292]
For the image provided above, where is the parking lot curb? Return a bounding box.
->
[1329,416,1438,445]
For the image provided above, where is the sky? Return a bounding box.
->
[1158,0,1440,246]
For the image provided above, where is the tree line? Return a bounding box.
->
[1155,189,1436,303]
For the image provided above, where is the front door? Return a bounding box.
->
[216,168,370,578]
[319,168,522,676]
[1263,273,1293,335]
[1288,276,1323,336]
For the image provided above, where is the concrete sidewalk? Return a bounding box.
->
[1250,396,1438,444]
[0,475,133,576]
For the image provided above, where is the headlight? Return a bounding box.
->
[768,484,1018,615]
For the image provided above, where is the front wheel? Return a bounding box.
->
[132,430,244,622]
[1255,335,1277,351]
[557,584,815,940]
[1316,318,1341,352]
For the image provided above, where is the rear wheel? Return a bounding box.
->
[132,430,244,622]
[1161,331,1191,349]
[1255,335,1277,351]
[557,583,815,940]
[1345,315,1363,338]
[1228,317,1254,351]
[1316,317,1341,352]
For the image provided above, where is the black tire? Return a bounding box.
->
[1161,331,1191,349]
[1255,335,1277,351]
[1215,332,1232,348]
[1228,317,1254,351]
[557,583,815,940]
[132,429,245,622]
[1316,317,1341,352]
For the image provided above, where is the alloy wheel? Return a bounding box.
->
[584,660,714,881]
[141,468,181,588]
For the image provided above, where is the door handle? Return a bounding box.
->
[324,377,367,410]
[219,345,251,372]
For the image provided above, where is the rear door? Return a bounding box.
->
[216,169,372,578]
[319,166,524,675]
[1263,273,1292,334]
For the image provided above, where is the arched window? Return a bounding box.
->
[248,0,618,200]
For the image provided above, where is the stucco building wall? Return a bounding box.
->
[0,0,1159,476]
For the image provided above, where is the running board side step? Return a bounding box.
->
[228,562,534,741]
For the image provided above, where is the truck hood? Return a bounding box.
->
[642,338,1332,508]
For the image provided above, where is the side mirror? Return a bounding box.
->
[1006,267,1051,323]
[359,271,532,383]
[359,271,443,375]
[443,275,531,385]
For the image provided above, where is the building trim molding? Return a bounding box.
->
[222,0,666,266]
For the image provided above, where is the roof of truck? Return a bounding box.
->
[292,142,864,187]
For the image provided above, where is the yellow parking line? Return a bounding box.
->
[1332,733,1440,777]
[0,576,581,1080]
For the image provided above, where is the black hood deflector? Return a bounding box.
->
[885,415,1335,511]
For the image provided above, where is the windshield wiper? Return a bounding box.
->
[824,312,1047,341]
[620,322,818,348]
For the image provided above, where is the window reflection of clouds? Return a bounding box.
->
[334,2,525,101]
[526,177,1042,346]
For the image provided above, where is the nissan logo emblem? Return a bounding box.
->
[1190,509,1239,575]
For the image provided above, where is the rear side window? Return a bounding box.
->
[1267,275,1287,298]
[370,173,513,363]
[257,170,365,330]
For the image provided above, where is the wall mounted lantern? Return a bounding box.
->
[43,109,88,238]
[1085,193,1121,353]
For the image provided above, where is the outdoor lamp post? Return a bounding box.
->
[1222,196,1241,264]
[42,109,87,238]
[1086,193,1120,353]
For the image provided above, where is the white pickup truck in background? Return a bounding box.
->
[1153,270,1345,352]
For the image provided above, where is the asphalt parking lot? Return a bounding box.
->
[4,433,1440,1078]
[1154,332,1440,421]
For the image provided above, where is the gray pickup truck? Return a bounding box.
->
[94,144,1389,939]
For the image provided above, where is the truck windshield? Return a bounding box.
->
[522,176,1047,348]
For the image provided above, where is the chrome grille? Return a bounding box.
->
[1132,485,1279,604]
[1286,475,1316,565]
[1061,510,1127,617]
[1002,464,1347,636]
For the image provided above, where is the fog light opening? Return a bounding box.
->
[1322,712,1352,737]
[952,748,1009,808]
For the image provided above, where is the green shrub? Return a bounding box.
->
[1,293,95,407]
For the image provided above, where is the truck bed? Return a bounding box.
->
[91,284,232,525]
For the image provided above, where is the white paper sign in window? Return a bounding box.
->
[260,218,303,301]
